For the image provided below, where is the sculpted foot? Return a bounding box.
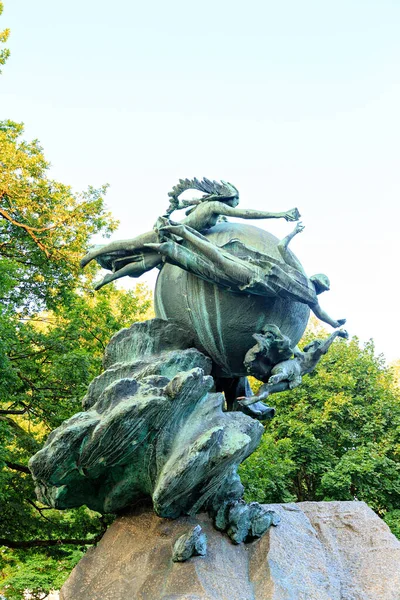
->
[331,318,346,328]
[237,400,275,420]
[94,274,113,291]
[237,396,256,407]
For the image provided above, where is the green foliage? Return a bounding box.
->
[1,548,84,600]
[0,122,152,597]
[0,120,117,313]
[0,2,10,73]
[384,509,400,539]
[240,325,400,538]
[391,359,400,388]
[240,436,296,504]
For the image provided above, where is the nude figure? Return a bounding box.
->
[146,221,346,329]
[238,329,349,406]
[80,178,300,290]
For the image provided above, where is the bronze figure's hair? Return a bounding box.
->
[165,177,239,215]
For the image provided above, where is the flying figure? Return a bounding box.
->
[238,328,349,406]
[146,220,346,329]
[80,178,300,290]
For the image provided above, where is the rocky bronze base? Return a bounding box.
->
[60,501,400,600]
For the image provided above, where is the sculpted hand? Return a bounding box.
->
[284,208,301,222]
[236,396,256,406]
[154,216,170,231]
[294,221,305,234]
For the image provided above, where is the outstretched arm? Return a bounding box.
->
[311,302,346,329]
[277,222,305,270]
[217,203,300,222]
[312,329,349,358]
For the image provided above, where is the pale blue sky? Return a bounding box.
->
[2,0,400,361]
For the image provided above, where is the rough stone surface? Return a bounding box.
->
[60,501,400,600]
[29,319,264,518]
[102,318,195,370]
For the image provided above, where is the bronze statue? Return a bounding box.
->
[29,177,349,548]
[146,220,345,329]
[239,328,349,406]
[80,178,300,290]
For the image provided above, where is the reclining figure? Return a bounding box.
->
[149,221,346,329]
[80,178,300,290]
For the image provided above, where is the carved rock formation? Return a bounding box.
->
[29,320,264,520]
[60,501,400,600]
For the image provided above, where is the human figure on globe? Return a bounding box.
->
[145,220,345,330]
[238,328,349,406]
[80,178,300,289]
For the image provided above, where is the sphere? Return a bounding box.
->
[154,222,310,377]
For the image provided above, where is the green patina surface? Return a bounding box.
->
[29,180,346,545]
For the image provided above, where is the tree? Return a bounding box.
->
[391,359,400,388]
[0,2,10,73]
[0,120,117,313]
[0,121,153,598]
[239,324,400,537]
[0,284,152,600]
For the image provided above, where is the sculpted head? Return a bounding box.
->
[253,324,293,357]
[310,274,330,295]
[303,339,324,353]
[245,324,293,380]
[225,196,239,208]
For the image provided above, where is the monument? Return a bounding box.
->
[28,179,400,599]
[29,178,346,535]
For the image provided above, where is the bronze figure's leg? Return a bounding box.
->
[159,223,232,268]
[81,230,157,268]
[144,240,228,286]
[238,381,290,406]
[158,223,253,283]
[94,252,162,290]
[215,377,275,420]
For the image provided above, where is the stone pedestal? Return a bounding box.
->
[60,501,400,600]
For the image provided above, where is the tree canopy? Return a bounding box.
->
[0,2,10,73]
[0,120,117,313]
[0,117,399,599]
[2,3,398,597]
[0,121,152,599]
[240,323,400,535]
